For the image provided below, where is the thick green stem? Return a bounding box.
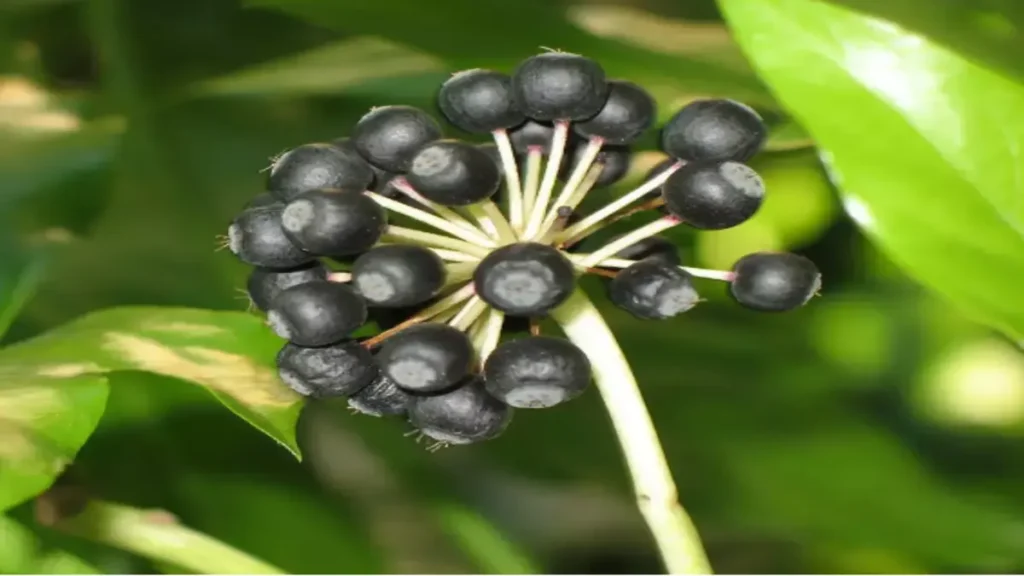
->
[550,289,712,574]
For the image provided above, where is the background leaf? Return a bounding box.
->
[0,515,100,574]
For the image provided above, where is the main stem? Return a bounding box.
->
[550,289,712,575]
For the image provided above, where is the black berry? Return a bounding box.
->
[511,52,608,121]
[477,143,504,176]
[276,340,377,398]
[573,80,655,145]
[474,243,576,316]
[351,245,447,308]
[267,280,368,347]
[610,235,679,265]
[280,189,387,256]
[408,377,512,445]
[730,252,821,312]
[661,99,766,162]
[228,204,314,269]
[609,259,699,320]
[662,161,764,230]
[247,262,327,311]
[268,143,374,202]
[437,69,525,133]
[561,144,631,188]
[509,120,554,154]
[406,140,500,205]
[352,105,443,172]
[483,336,591,409]
[376,323,475,393]
[348,371,412,417]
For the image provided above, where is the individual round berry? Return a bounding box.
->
[573,80,655,145]
[661,99,766,162]
[560,144,631,188]
[352,105,443,173]
[267,280,368,347]
[509,120,554,154]
[245,192,281,210]
[408,377,512,445]
[511,52,608,121]
[268,143,374,202]
[483,336,591,409]
[608,259,699,320]
[276,340,377,398]
[228,204,314,269]
[662,161,764,230]
[610,235,680,265]
[477,143,504,176]
[376,323,475,393]
[347,371,412,417]
[437,69,526,133]
[473,243,576,316]
[730,252,821,312]
[246,262,328,311]
[405,140,500,206]
[280,188,387,256]
[351,245,447,308]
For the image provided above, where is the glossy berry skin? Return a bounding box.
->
[662,161,764,230]
[228,204,314,269]
[661,99,766,162]
[509,120,554,154]
[281,189,387,256]
[573,80,655,145]
[561,144,631,188]
[351,245,447,308]
[376,323,475,393]
[247,262,327,311]
[609,259,699,320]
[730,252,821,312]
[477,143,504,176]
[483,336,591,409]
[352,105,443,172]
[276,341,377,398]
[268,143,374,202]
[267,281,368,347]
[406,140,500,205]
[611,235,680,265]
[511,52,608,121]
[438,69,525,133]
[408,377,512,444]
[348,372,412,417]
[474,242,576,316]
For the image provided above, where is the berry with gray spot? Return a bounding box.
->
[376,323,475,393]
[730,252,821,312]
[573,80,655,145]
[268,142,374,202]
[228,204,314,269]
[275,340,377,398]
[267,280,367,347]
[247,262,327,311]
[437,69,525,134]
[483,336,591,409]
[351,244,447,308]
[661,99,766,162]
[281,189,386,256]
[408,376,512,444]
[352,105,443,173]
[511,52,608,121]
[608,259,699,320]
[406,140,500,206]
[474,242,576,316]
[662,161,764,230]
[348,371,412,417]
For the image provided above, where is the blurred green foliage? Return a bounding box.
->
[1,0,1023,573]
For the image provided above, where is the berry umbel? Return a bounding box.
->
[223,49,821,449]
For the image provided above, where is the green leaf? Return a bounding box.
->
[0,307,303,457]
[0,236,64,341]
[719,0,1024,341]
[435,502,539,575]
[0,515,100,574]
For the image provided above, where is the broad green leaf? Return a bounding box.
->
[719,0,1024,341]
[0,515,100,574]
[245,0,777,108]
[0,307,303,457]
[0,235,65,341]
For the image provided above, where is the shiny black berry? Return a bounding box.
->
[406,140,500,205]
[348,371,412,417]
[511,52,608,121]
[609,259,699,320]
[268,143,374,202]
[730,252,821,312]
[409,377,512,445]
[509,120,554,154]
[477,143,504,176]
[610,235,680,265]
[246,262,327,311]
[376,323,475,393]
[267,281,367,347]
[351,245,446,308]
[228,204,314,269]
[483,336,591,409]
[662,161,764,230]
[661,99,766,162]
[573,80,655,145]
[473,243,576,316]
[276,340,377,398]
[437,69,525,133]
[352,105,443,172]
[561,144,631,188]
[280,189,386,256]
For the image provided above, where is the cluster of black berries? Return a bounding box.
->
[224,51,822,448]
